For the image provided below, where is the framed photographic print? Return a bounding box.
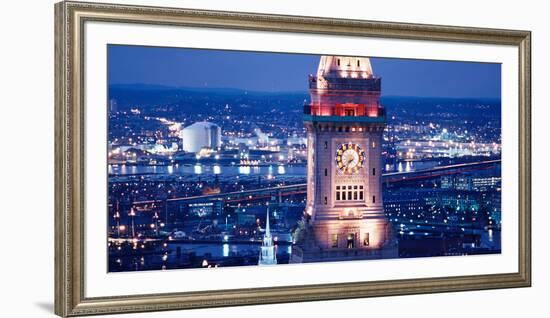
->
[54,1,531,316]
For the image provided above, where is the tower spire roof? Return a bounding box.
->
[265,206,271,237]
[317,55,374,80]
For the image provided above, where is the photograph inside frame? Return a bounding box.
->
[106,45,502,272]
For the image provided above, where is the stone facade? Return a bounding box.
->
[291,55,397,263]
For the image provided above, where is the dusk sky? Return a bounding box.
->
[108,45,501,99]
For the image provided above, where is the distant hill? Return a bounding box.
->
[108,84,308,115]
[108,84,500,119]
[381,96,501,119]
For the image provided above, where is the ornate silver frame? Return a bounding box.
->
[54,1,531,316]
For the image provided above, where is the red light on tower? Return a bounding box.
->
[367,106,380,117]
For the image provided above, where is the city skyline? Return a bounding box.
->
[107,49,502,272]
[108,45,501,99]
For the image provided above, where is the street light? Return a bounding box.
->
[129,207,136,238]
[153,212,160,236]
[113,210,121,237]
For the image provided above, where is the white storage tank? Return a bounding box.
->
[180,121,221,153]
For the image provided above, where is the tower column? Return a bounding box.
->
[291,55,397,263]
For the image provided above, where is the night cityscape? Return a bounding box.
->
[107,46,502,272]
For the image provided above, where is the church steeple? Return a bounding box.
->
[258,207,277,265]
[265,209,271,238]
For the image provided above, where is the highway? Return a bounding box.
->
[130,159,500,206]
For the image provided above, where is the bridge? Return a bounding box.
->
[130,159,500,206]
[382,159,501,183]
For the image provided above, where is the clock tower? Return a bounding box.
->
[292,55,397,262]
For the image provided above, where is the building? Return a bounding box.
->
[473,176,501,191]
[180,121,221,153]
[292,56,397,263]
[384,195,427,218]
[109,98,118,113]
[185,201,222,218]
[258,208,277,265]
[441,175,474,191]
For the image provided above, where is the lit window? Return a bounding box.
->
[331,234,338,248]
[347,233,355,249]
[363,233,370,246]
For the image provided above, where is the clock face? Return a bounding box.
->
[335,143,365,174]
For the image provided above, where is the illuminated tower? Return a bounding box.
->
[292,56,396,262]
[258,208,277,265]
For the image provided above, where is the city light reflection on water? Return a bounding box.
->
[109,163,306,176]
[213,165,221,174]
[391,160,439,173]
[397,161,413,172]
[194,165,202,174]
[223,243,229,257]
[238,166,251,174]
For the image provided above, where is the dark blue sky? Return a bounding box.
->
[108,45,501,99]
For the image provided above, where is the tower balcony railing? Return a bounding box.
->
[309,75,381,91]
[303,104,386,118]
